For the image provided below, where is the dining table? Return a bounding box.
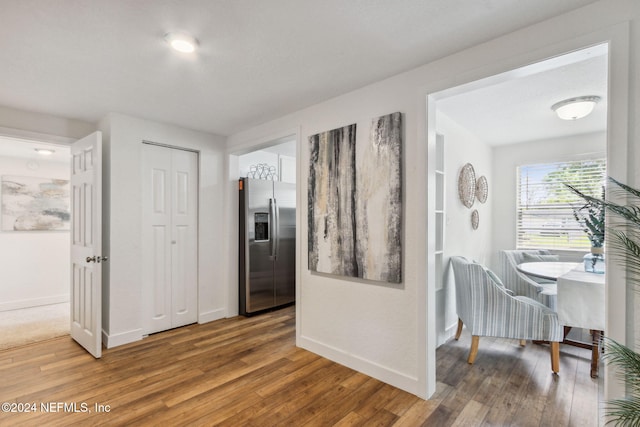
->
[517,261,605,378]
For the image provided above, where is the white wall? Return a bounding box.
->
[491,132,607,270]
[0,105,95,140]
[435,111,493,346]
[98,113,227,347]
[226,0,638,399]
[0,154,71,311]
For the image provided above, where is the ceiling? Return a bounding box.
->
[0,0,601,138]
[0,136,70,163]
[437,44,608,145]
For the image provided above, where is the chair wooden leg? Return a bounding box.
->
[519,339,526,347]
[455,318,463,340]
[468,336,479,364]
[590,330,601,378]
[550,341,560,374]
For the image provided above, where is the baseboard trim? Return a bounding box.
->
[0,294,69,312]
[298,335,419,397]
[199,308,226,324]
[103,328,143,348]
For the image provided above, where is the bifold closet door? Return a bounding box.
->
[142,144,198,335]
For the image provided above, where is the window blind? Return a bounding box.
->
[516,158,606,250]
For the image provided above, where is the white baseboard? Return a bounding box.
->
[199,308,227,324]
[0,294,69,312]
[298,335,419,397]
[102,328,143,348]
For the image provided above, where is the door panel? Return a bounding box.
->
[171,149,198,327]
[142,145,173,333]
[70,131,102,358]
[246,179,276,313]
[142,144,198,334]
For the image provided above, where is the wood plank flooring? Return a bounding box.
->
[0,306,599,426]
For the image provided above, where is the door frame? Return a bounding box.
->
[423,23,629,401]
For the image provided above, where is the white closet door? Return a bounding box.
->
[142,144,198,335]
[170,148,198,328]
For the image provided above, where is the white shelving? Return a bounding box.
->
[435,134,445,291]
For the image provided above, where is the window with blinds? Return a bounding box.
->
[516,158,606,250]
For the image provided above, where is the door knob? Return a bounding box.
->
[86,256,108,263]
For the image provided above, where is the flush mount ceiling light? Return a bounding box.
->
[35,148,55,155]
[164,31,199,53]
[551,96,601,120]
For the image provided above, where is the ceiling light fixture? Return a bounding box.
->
[35,148,55,155]
[551,96,601,120]
[164,32,199,53]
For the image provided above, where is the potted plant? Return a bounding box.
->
[568,177,640,425]
[566,185,606,273]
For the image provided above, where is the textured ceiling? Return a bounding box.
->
[0,0,599,137]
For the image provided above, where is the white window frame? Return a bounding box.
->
[516,158,606,251]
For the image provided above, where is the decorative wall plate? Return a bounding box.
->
[471,209,479,230]
[458,163,476,208]
[476,175,488,204]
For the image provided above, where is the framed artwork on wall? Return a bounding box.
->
[308,111,403,283]
[1,175,70,231]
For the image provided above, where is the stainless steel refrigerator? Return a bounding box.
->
[239,178,296,315]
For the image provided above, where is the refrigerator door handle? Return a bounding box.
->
[269,198,276,258]
[274,198,280,259]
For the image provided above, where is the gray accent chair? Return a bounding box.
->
[499,250,557,310]
[451,256,562,373]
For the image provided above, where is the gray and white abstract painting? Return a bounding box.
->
[1,175,70,231]
[308,112,402,283]
[308,123,358,278]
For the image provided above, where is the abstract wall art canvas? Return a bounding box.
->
[308,112,403,283]
[308,123,358,278]
[356,112,402,283]
[1,175,70,231]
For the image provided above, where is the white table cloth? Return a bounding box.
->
[557,266,605,330]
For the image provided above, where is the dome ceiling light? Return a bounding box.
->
[551,96,601,120]
[164,32,199,53]
[35,148,55,155]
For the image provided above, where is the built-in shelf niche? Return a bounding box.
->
[435,133,445,291]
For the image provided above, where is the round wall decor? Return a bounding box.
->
[471,209,479,230]
[476,175,488,204]
[458,163,476,208]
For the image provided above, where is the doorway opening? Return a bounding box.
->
[0,135,71,349]
[427,43,608,401]
[234,135,297,317]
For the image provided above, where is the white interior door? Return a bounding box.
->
[142,143,198,335]
[70,131,103,358]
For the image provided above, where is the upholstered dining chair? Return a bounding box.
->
[499,250,557,310]
[450,256,562,373]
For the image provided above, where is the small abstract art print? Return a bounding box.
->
[1,175,70,231]
[308,112,403,283]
